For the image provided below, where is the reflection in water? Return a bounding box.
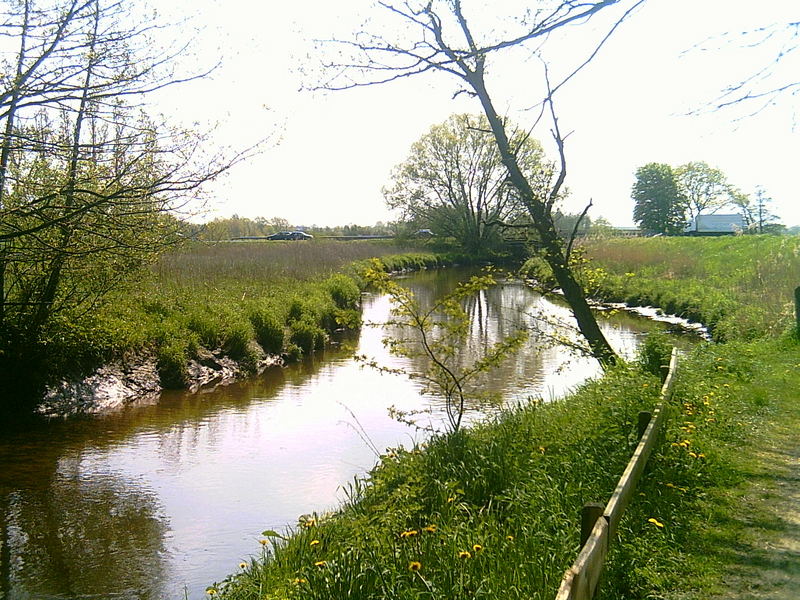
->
[0,268,686,599]
[0,440,168,600]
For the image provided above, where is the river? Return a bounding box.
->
[0,268,690,599]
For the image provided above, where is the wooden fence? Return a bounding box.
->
[555,347,680,600]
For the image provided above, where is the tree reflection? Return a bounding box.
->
[0,457,168,600]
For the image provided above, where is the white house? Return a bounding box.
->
[684,214,746,235]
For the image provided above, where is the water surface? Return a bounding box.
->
[0,268,686,599]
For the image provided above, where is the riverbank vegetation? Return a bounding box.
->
[2,239,472,411]
[581,235,799,341]
[214,336,800,600]
[212,234,800,599]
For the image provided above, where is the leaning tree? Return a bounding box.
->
[316,0,647,366]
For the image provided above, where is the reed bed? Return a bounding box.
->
[154,239,406,287]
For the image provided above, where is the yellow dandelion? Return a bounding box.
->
[538,446,546,454]
[314,560,327,567]
[698,453,706,458]
[239,562,247,569]
[423,524,437,533]
[647,518,665,529]
[310,539,320,547]
[408,561,422,572]
[292,577,307,585]
[472,544,483,553]
[688,451,698,458]
[447,496,455,503]
[259,539,268,545]
[400,529,418,538]
[506,535,514,541]
[458,551,472,559]
[206,588,217,596]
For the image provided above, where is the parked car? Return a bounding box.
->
[414,229,434,238]
[266,231,294,240]
[266,231,313,240]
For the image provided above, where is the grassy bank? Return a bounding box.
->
[209,234,800,599]
[211,335,800,599]
[575,235,800,341]
[40,240,472,391]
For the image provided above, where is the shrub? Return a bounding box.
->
[289,320,327,355]
[637,331,673,381]
[157,341,189,388]
[249,308,285,354]
[225,320,256,360]
[186,309,223,348]
[325,274,361,309]
[284,342,303,362]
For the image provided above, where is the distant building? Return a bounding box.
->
[684,214,745,235]
[613,226,642,237]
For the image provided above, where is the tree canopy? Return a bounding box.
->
[384,113,549,253]
[675,161,730,221]
[632,163,686,234]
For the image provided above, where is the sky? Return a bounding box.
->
[154,0,799,228]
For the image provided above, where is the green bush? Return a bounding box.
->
[186,309,223,348]
[637,331,673,380]
[325,274,361,309]
[156,341,189,388]
[289,320,327,355]
[284,342,303,362]
[248,308,285,354]
[225,320,256,360]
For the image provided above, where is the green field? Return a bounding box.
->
[210,234,800,600]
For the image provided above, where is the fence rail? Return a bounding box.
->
[555,347,680,600]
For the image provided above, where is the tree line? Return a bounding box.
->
[632,161,783,234]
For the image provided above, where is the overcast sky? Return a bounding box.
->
[155,1,799,227]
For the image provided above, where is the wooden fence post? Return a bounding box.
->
[581,503,605,548]
[637,411,652,440]
[795,286,800,334]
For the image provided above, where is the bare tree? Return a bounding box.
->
[708,20,800,115]
[317,0,646,366]
[0,0,258,400]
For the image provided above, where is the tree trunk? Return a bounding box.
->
[29,0,99,338]
[0,0,31,329]
[466,65,617,366]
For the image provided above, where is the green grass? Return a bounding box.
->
[207,234,800,600]
[573,235,800,341]
[211,336,800,600]
[211,361,664,599]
